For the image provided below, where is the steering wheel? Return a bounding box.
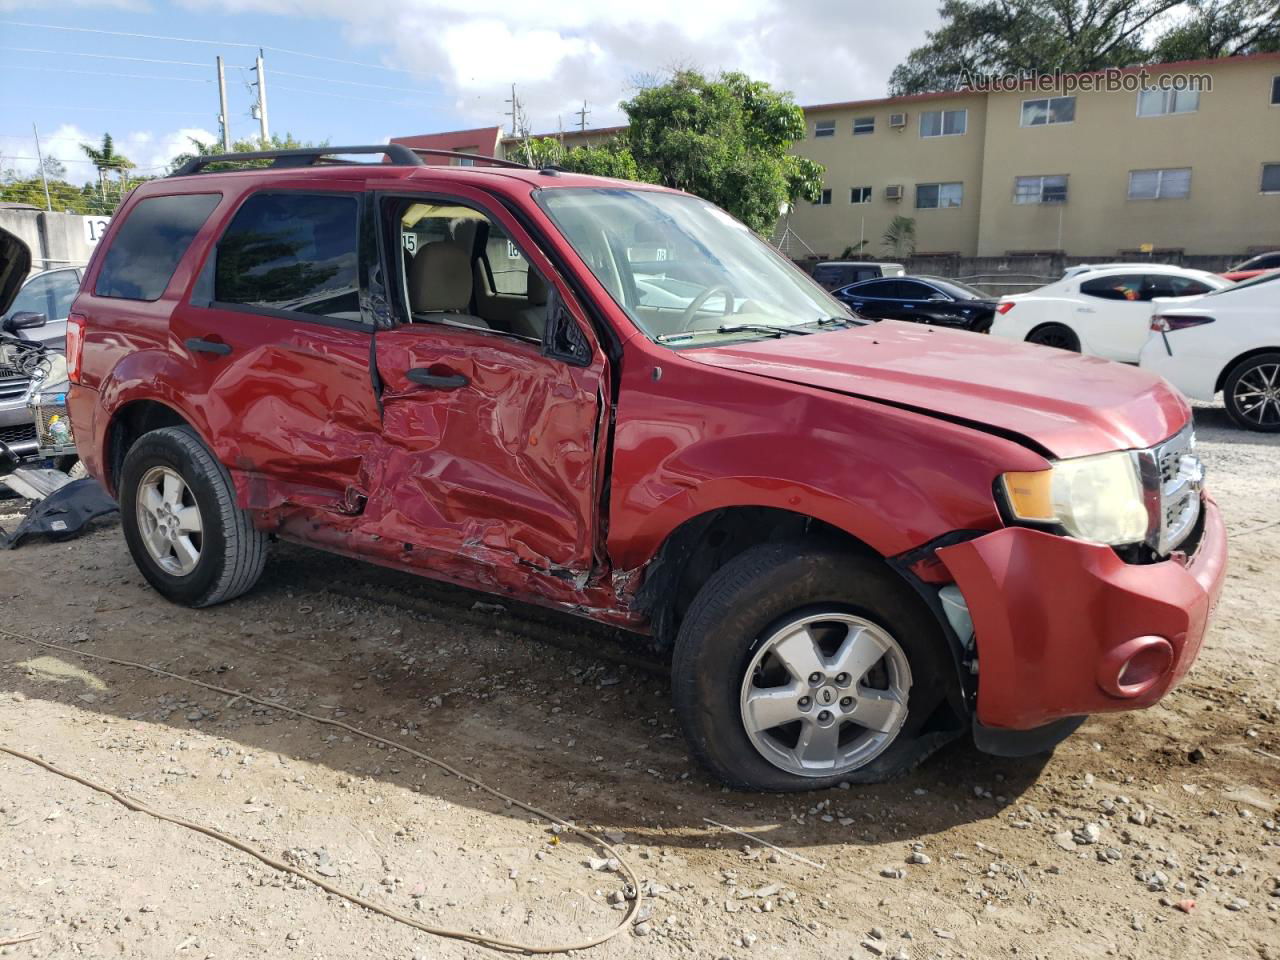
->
[679,285,735,331]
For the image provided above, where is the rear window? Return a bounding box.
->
[1080,274,1144,301]
[95,193,220,301]
[214,192,360,322]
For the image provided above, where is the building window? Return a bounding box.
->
[1263,163,1280,194]
[1014,175,1068,204]
[1128,168,1192,200]
[850,186,872,203]
[916,182,963,208]
[1021,96,1075,126]
[1137,88,1199,116]
[815,120,836,137]
[853,116,875,135]
[814,188,833,205]
[920,109,967,137]
[1272,76,1280,105]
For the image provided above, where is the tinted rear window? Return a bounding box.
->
[95,193,220,301]
[214,192,360,321]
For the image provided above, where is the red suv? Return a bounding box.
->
[66,146,1226,791]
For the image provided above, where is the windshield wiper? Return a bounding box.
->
[655,323,813,344]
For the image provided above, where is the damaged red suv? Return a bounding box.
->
[66,146,1226,790]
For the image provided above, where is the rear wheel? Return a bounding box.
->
[1223,352,1280,432]
[671,541,955,791]
[1026,323,1080,352]
[119,425,268,607]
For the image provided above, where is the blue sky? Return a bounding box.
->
[0,0,942,182]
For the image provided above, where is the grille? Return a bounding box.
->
[0,423,37,446]
[1149,424,1202,555]
[0,369,29,402]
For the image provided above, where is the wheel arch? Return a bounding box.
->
[1214,346,1280,394]
[102,399,197,497]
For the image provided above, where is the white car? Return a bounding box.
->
[1139,271,1280,432]
[990,265,1229,362]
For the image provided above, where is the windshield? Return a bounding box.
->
[537,188,855,342]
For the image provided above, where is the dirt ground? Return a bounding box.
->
[0,403,1276,960]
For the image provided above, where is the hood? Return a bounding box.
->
[686,321,1189,459]
[0,224,32,317]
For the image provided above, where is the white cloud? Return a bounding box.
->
[171,0,941,132]
[5,124,218,181]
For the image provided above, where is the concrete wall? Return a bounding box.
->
[0,207,107,274]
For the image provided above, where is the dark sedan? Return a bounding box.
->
[832,275,997,332]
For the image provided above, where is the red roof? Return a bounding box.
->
[390,126,502,165]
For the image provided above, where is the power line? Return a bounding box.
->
[0,64,212,83]
[0,46,209,67]
[19,104,211,117]
[0,155,171,170]
[270,68,449,96]
[0,19,417,74]
[269,83,425,107]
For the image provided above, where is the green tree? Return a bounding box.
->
[888,0,1277,95]
[881,216,918,258]
[80,133,135,197]
[514,137,641,180]
[619,69,825,234]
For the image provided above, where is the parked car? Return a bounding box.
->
[1059,262,1165,281]
[990,265,1229,361]
[66,145,1224,791]
[1140,271,1280,431]
[1220,251,1280,283]
[0,228,82,461]
[811,260,904,290]
[833,275,998,332]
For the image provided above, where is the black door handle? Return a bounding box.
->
[406,368,468,390]
[186,337,232,356]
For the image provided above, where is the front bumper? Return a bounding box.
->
[937,495,1226,731]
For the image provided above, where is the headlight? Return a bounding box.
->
[1001,451,1149,546]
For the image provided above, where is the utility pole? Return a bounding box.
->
[504,83,521,138]
[576,100,590,133]
[31,123,52,211]
[254,49,270,143]
[216,56,231,151]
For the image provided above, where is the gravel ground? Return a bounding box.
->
[0,403,1276,960]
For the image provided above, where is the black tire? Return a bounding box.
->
[119,425,268,607]
[1223,352,1280,432]
[671,541,958,791]
[1026,323,1080,352]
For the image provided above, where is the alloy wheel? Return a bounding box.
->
[136,465,204,576]
[1232,362,1280,428]
[739,612,912,778]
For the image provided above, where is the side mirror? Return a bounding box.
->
[2,311,47,333]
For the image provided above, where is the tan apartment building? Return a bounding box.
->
[789,53,1280,258]
[400,53,1280,258]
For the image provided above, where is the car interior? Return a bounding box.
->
[394,201,549,344]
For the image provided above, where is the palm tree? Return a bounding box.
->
[80,134,134,198]
[881,215,917,259]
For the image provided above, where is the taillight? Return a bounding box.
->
[996,302,1015,315]
[66,312,87,384]
[1151,314,1214,332]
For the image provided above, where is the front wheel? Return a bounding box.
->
[119,425,268,607]
[1223,352,1280,432]
[671,542,957,791]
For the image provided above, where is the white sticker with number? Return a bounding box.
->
[402,232,418,255]
[82,216,110,245]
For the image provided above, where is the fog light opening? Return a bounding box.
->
[1105,636,1174,698]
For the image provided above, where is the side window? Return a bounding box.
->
[897,280,934,299]
[95,193,220,301]
[394,198,551,342]
[858,280,899,298]
[214,193,360,323]
[7,270,80,321]
[1080,275,1144,302]
[1144,275,1212,299]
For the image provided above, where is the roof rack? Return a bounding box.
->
[401,147,531,170]
[168,144,424,177]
